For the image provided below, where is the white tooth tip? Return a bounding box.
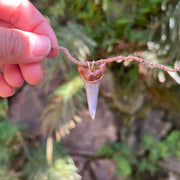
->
[89,100,96,119]
[90,110,96,120]
[84,80,101,120]
[91,116,95,120]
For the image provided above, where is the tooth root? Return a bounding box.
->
[84,80,101,119]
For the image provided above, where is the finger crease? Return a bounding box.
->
[9,1,24,26]
[30,19,46,33]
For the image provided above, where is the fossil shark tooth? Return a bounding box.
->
[77,63,106,119]
[84,78,101,119]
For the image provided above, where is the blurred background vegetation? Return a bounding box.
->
[0,0,180,179]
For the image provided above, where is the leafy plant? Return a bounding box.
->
[98,142,137,176]
[0,119,25,180]
[24,142,81,180]
[98,130,180,177]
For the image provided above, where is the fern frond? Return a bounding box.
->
[148,0,180,61]
[24,143,81,180]
[58,22,97,62]
[42,76,85,136]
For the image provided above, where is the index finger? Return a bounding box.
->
[0,0,58,58]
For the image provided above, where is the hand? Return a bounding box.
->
[0,0,59,97]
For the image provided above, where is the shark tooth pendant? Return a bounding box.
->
[77,63,106,119]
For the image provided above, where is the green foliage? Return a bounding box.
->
[42,76,85,136]
[35,0,165,53]
[36,0,111,27]
[114,63,139,91]
[98,142,136,176]
[98,130,180,177]
[0,168,19,180]
[148,0,180,61]
[0,120,24,163]
[0,118,25,180]
[137,0,164,16]
[24,143,81,180]
[137,131,180,175]
[58,23,97,62]
[0,99,8,119]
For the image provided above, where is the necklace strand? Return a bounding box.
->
[52,46,180,72]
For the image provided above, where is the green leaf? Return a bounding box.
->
[142,134,156,150]
[166,130,180,144]
[97,145,114,157]
[114,155,132,176]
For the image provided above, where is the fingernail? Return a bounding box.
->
[30,35,51,58]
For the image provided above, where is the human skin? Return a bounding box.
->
[0,0,59,97]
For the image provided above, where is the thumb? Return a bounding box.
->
[0,27,51,64]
